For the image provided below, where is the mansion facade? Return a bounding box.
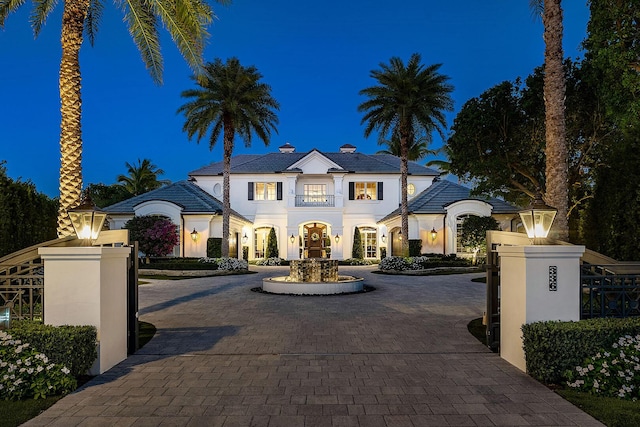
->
[104,144,519,260]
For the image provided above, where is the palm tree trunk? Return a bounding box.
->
[543,0,569,240]
[399,131,410,257]
[57,0,89,237]
[221,116,234,258]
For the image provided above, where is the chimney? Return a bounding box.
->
[279,142,295,153]
[339,144,356,153]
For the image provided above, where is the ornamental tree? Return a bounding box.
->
[460,216,499,264]
[266,227,279,259]
[125,216,179,258]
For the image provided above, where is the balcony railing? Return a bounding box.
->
[295,194,335,207]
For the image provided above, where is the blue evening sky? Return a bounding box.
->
[1,1,590,197]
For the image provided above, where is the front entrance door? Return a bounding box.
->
[305,223,325,258]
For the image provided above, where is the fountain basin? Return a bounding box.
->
[262,275,364,295]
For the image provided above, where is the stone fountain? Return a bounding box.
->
[262,259,364,295]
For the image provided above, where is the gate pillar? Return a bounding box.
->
[38,247,131,375]
[497,245,585,372]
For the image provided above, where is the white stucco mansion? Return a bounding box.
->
[104,143,519,260]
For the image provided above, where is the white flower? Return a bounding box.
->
[61,367,70,375]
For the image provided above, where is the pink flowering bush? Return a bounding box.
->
[0,331,76,400]
[125,215,179,257]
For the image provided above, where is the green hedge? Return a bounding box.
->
[408,239,422,256]
[522,317,640,385]
[207,238,222,258]
[140,262,218,270]
[10,321,97,376]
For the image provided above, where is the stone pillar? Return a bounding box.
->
[497,245,585,372]
[38,247,131,375]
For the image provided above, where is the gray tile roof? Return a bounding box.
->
[379,180,519,222]
[103,181,250,222]
[188,149,439,176]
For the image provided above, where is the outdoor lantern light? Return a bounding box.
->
[518,192,557,242]
[335,234,340,243]
[381,234,386,243]
[430,228,438,241]
[242,233,248,244]
[290,234,295,244]
[190,228,199,241]
[68,193,107,243]
[398,230,402,241]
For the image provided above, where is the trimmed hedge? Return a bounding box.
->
[408,239,422,256]
[207,238,222,258]
[522,317,640,385]
[10,321,97,376]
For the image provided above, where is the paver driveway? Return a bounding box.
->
[25,266,603,427]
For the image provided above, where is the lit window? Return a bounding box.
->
[407,183,415,196]
[360,227,378,258]
[355,182,377,200]
[255,182,276,200]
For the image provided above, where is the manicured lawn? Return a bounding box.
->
[1,321,157,427]
[467,317,640,427]
[557,389,640,427]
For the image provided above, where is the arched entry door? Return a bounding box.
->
[304,223,326,258]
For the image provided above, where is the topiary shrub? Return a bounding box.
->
[9,321,97,377]
[207,237,222,258]
[266,227,279,259]
[522,317,640,385]
[408,239,422,256]
[352,227,363,259]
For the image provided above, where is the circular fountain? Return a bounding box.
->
[262,259,364,295]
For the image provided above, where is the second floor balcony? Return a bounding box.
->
[295,194,335,207]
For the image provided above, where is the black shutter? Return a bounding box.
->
[276,182,283,200]
[377,182,383,200]
[248,182,254,200]
[348,182,355,200]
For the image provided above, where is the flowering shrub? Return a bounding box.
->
[379,256,411,271]
[343,258,373,266]
[125,216,179,257]
[214,257,248,271]
[0,331,76,400]
[255,257,283,266]
[566,334,640,400]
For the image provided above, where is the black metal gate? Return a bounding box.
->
[485,244,500,351]
[127,242,139,355]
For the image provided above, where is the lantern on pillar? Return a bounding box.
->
[518,193,557,242]
[68,193,107,243]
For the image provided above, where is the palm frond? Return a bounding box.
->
[123,0,163,84]
[84,0,104,46]
[29,0,57,36]
[529,0,543,20]
[0,0,27,28]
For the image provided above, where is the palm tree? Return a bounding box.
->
[178,58,280,257]
[359,53,453,256]
[530,0,569,240]
[1,0,224,237]
[376,133,435,162]
[425,145,453,176]
[117,159,169,196]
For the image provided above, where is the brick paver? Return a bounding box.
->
[24,266,604,426]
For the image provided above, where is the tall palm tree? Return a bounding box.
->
[530,0,569,240]
[359,53,453,256]
[1,0,224,237]
[178,57,280,257]
[117,159,169,196]
[376,133,435,162]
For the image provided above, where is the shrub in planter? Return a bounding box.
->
[522,317,640,385]
[9,321,97,377]
[0,330,76,400]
